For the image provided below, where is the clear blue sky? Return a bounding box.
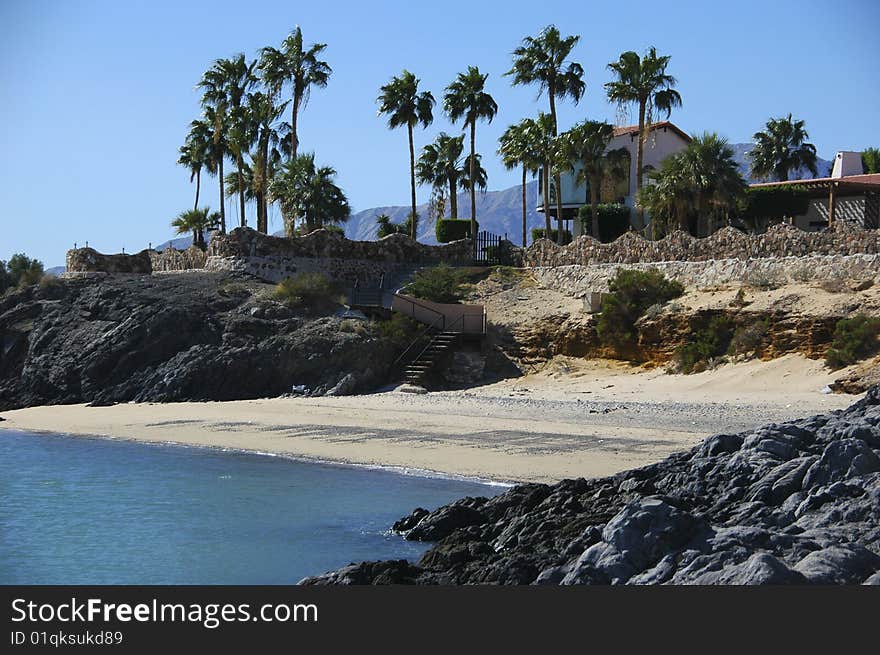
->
[1,0,877,266]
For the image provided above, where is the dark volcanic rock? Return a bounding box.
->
[0,272,398,410]
[303,388,880,585]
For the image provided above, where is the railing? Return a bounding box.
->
[391,294,485,335]
[389,312,446,372]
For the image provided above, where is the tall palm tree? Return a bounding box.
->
[605,47,682,199]
[749,114,818,182]
[269,153,350,235]
[444,66,498,238]
[199,54,257,229]
[178,120,211,211]
[200,105,228,233]
[557,121,616,237]
[498,119,541,247]
[246,91,288,233]
[507,25,585,243]
[259,27,331,160]
[377,70,435,240]
[528,113,559,238]
[171,207,220,249]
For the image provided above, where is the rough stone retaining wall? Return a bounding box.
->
[204,227,473,285]
[524,222,880,267]
[532,254,880,296]
[149,246,207,272]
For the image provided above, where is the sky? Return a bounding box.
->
[1,0,878,266]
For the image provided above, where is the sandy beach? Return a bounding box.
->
[0,354,859,484]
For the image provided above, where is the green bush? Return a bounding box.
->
[2,253,44,290]
[596,269,685,351]
[675,315,735,373]
[375,313,421,348]
[404,264,469,304]
[826,314,880,369]
[739,187,811,232]
[272,272,340,310]
[578,203,631,242]
[376,214,411,238]
[728,320,769,357]
[435,218,477,243]
[531,227,572,244]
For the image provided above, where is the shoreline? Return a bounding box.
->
[0,355,860,484]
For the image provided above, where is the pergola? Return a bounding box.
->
[750,173,880,228]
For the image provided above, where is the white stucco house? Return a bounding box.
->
[537,121,692,237]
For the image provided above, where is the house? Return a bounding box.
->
[749,152,880,231]
[537,121,692,238]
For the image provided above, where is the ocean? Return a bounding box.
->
[0,429,502,584]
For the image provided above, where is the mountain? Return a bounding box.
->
[344,182,544,246]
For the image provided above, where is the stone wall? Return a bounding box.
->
[149,246,207,272]
[66,248,152,274]
[532,253,880,296]
[523,221,880,267]
[205,227,473,285]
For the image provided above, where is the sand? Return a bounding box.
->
[0,354,860,485]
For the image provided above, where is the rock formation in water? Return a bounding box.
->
[302,389,880,585]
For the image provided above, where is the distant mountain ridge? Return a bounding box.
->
[153,144,832,251]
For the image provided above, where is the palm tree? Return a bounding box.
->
[444,66,498,238]
[605,47,682,199]
[638,133,746,237]
[377,70,435,239]
[199,55,257,229]
[507,25,585,243]
[749,114,818,182]
[200,105,228,233]
[269,153,350,235]
[557,121,616,237]
[259,26,332,159]
[498,120,541,247]
[178,120,211,211]
[171,207,220,249]
[527,113,559,238]
[246,91,288,233]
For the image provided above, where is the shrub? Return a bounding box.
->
[272,272,340,310]
[596,268,685,351]
[819,274,847,294]
[4,253,44,289]
[739,187,811,232]
[675,315,735,373]
[729,320,769,357]
[435,219,477,243]
[377,214,411,238]
[729,288,749,308]
[403,264,469,303]
[531,227,572,244]
[743,269,782,290]
[826,314,880,369]
[375,313,421,348]
[339,318,369,335]
[578,203,631,242]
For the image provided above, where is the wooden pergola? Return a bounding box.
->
[750,174,880,227]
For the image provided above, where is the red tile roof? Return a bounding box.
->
[612,121,691,142]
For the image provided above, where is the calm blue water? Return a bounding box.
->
[0,429,501,584]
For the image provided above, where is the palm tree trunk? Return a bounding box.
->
[194,169,201,212]
[555,171,564,245]
[408,124,417,240]
[542,164,551,236]
[218,157,226,233]
[636,101,646,194]
[469,121,476,239]
[291,91,301,159]
[237,155,246,228]
[521,165,527,247]
[590,173,600,240]
[449,176,458,219]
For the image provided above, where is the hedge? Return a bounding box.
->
[436,218,477,243]
[531,228,572,245]
[578,203,631,242]
[740,187,811,228]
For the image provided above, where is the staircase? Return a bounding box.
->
[403,331,461,385]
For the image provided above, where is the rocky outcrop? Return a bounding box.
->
[524,222,880,267]
[0,272,399,410]
[302,388,880,585]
